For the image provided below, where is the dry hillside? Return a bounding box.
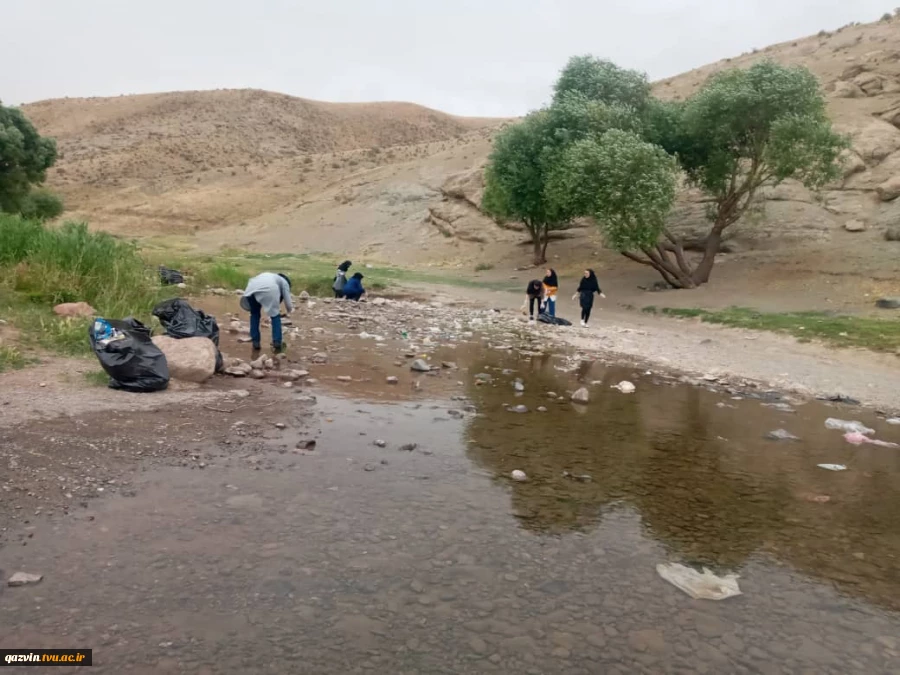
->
[19,16,900,292]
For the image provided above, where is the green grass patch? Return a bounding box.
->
[0,344,29,372]
[194,262,250,290]
[83,369,110,387]
[647,306,900,352]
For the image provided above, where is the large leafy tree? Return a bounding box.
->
[652,61,847,286]
[547,130,683,284]
[0,101,58,214]
[554,56,651,112]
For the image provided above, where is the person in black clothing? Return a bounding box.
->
[524,279,543,321]
[572,269,605,327]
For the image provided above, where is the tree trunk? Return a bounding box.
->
[690,227,724,285]
[529,224,548,265]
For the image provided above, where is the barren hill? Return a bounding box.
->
[19,16,900,282]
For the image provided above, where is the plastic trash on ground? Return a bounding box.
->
[825,418,875,435]
[538,313,572,326]
[844,432,899,448]
[152,298,223,372]
[158,266,185,285]
[818,463,847,471]
[89,318,169,392]
[656,563,742,600]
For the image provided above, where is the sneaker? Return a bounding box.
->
[580,320,585,327]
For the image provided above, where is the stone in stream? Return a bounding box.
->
[249,369,266,379]
[571,388,590,404]
[311,352,329,364]
[766,429,800,442]
[386,376,399,384]
[274,423,286,430]
[509,405,528,414]
[336,376,352,382]
[8,572,43,587]
[513,380,525,392]
[537,406,548,412]
[410,359,431,372]
[511,470,527,482]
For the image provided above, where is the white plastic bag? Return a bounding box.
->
[825,418,875,435]
[656,563,742,600]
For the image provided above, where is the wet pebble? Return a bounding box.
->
[509,405,528,414]
[511,470,527,482]
[374,440,387,448]
[386,376,399,384]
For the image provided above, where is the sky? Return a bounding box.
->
[3,0,893,117]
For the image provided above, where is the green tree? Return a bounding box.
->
[546,130,685,285]
[0,101,58,214]
[20,188,64,221]
[482,112,572,265]
[655,61,847,287]
[553,56,651,112]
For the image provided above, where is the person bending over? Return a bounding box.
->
[524,279,543,322]
[241,272,293,352]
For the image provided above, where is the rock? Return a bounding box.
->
[336,375,352,382]
[372,297,386,306]
[150,336,216,383]
[299,290,310,300]
[511,470,527,482]
[275,422,286,430]
[53,302,96,318]
[469,637,488,655]
[250,356,267,370]
[839,150,867,178]
[612,381,636,394]
[364,464,376,472]
[833,81,864,98]
[210,288,229,296]
[766,429,800,441]
[474,373,492,383]
[224,361,253,377]
[513,380,525,392]
[296,440,316,451]
[375,440,387,448]
[509,405,528,414]
[177,282,188,289]
[399,443,418,452]
[844,219,867,232]
[410,359,431,372]
[311,352,329,364]
[628,629,666,653]
[854,71,883,94]
[249,369,266,379]
[571,388,590,404]
[296,395,317,404]
[232,389,250,399]
[875,297,900,309]
[441,361,457,369]
[8,572,43,587]
[852,120,900,162]
[876,176,900,201]
[887,418,900,425]
[386,376,399,384]
[537,406,548,412]
[278,369,308,382]
[886,227,900,241]
[841,64,868,80]
[228,320,243,333]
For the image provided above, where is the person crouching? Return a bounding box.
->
[343,272,366,301]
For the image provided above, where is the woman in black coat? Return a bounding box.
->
[572,269,605,327]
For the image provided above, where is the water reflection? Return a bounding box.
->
[463,349,900,610]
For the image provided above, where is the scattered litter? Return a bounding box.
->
[612,381,636,394]
[844,432,899,448]
[817,464,847,472]
[90,318,169,392]
[765,429,800,442]
[562,471,592,482]
[511,470,528,482]
[825,418,874,435]
[158,265,184,285]
[296,440,316,451]
[656,563,741,601]
[817,394,861,405]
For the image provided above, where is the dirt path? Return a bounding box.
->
[413,283,900,413]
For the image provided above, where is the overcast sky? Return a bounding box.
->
[3,0,892,116]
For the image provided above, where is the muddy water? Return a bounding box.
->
[3,320,900,673]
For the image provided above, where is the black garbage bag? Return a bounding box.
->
[538,313,572,326]
[158,266,184,285]
[152,298,224,372]
[89,318,170,392]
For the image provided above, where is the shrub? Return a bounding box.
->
[19,189,64,221]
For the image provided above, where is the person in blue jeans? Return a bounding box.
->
[343,272,366,301]
[240,272,293,352]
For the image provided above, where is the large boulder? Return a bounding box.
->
[833,81,864,99]
[53,302,96,318]
[850,120,900,162]
[877,176,900,201]
[150,336,217,383]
